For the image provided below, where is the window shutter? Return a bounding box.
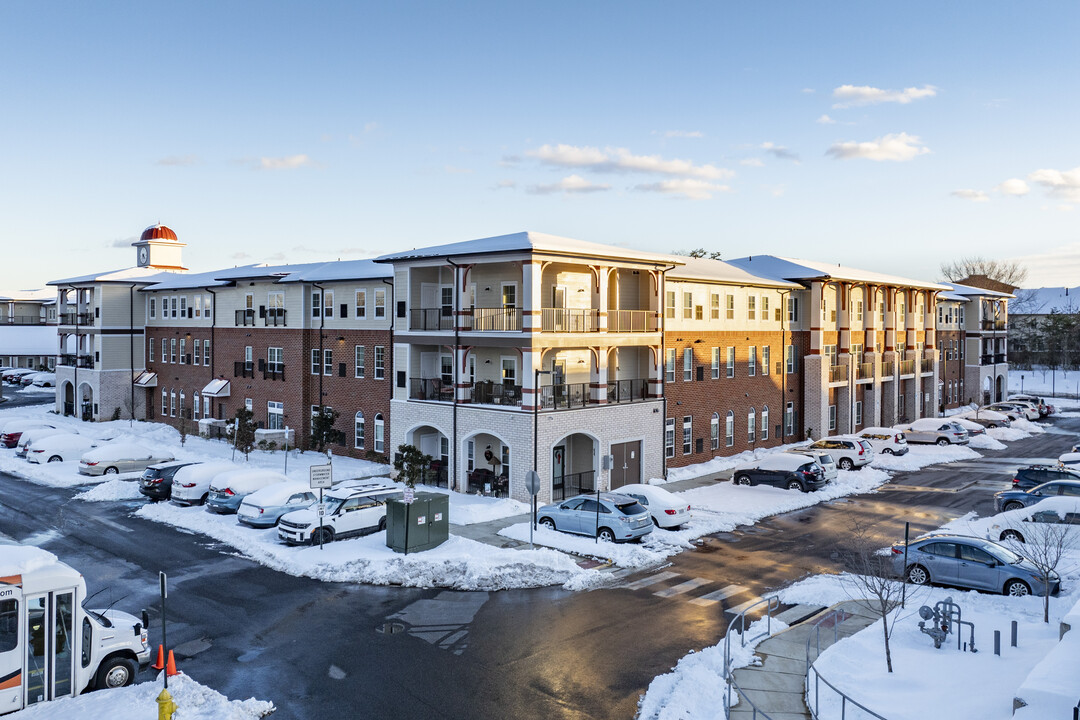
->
[259,306,267,318]
[397,301,406,318]
[338,362,346,377]
[696,366,704,382]
[258,358,266,371]
[340,304,348,318]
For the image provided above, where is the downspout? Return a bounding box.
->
[207,286,217,419]
[659,264,675,480]
[313,282,326,448]
[130,283,136,425]
[445,258,461,492]
[779,288,791,442]
[382,276,395,463]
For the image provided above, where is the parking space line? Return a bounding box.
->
[687,584,746,607]
[726,597,763,615]
[623,571,679,590]
[653,577,711,598]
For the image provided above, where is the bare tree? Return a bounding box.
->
[1000,518,1077,623]
[676,248,723,260]
[939,256,1028,288]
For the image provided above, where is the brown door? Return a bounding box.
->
[610,441,641,489]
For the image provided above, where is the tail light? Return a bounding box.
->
[148,478,162,484]
[664,509,677,515]
[891,546,904,555]
[179,482,196,488]
[686,505,691,511]
[32,449,44,454]
[222,488,235,496]
[1012,477,1020,485]
[259,507,265,514]
[85,461,98,466]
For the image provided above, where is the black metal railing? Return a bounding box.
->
[235,309,256,326]
[994,353,1007,364]
[552,470,596,502]
[264,308,286,326]
[539,382,589,410]
[424,463,449,488]
[6,316,45,325]
[541,308,600,333]
[263,365,285,380]
[58,354,93,368]
[234,361,254,378]
[981,319,1007,330]
[608,378,649,403]
[980,354,994,366]
[410,377,454,401]
[409,308,454,331]
[463,307,521,332]
[59,312,94,326]
[607,309,659,333]
[470,380,522,406]
[63,402,74,416]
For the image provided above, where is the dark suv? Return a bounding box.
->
[1011,465,1080,490]
[139,461,199,501]
[732,454,827,492]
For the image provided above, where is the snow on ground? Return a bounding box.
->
[870,443,981,472]
[414,485,529,525]
[11,673,274,720]
[135,500,597,591]
[1010,368,1080,399]
[637,615,788,720]
[969,433,1007,450]
[74,477,144,501]
[661,440,808,482]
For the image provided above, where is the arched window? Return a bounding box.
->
[354,412,365,450]
[761,405,769,441]
[710,412,720,450]
[374,413,385,453]
[748,407,756,443]
[725,411,734,447]
[179,390,186,418]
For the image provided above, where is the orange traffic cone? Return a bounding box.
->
[151,644,165,671]
[165,649,179,677]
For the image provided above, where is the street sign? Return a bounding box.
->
[317,504,325,517]
[525,470,541,496]
[310,464,333,489]
[403,487,415,504]
[159,571,167,599]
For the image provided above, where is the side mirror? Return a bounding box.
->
[141,609,150,630]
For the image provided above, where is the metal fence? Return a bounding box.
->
[804,608,887,720]
[722,595,782,719]
[551,470,595,501]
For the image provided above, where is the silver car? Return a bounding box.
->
[537,493,653,542]
[237,481,318,528]
[78,442,176,476]
[891,534,1059,597]
[900,419,969,446]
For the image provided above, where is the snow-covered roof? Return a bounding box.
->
[202,379,231,397]
[133,371,158,388]
[726,255,948,291]
[141,265,266,291]
[0,326,57,355]
[937,288,971,303]
[375,231,685,265]
[941,282,1014,300]
[0,288,55,302]
[48,266,171,286]
[1011,286,1080,314]
[276,258,392,283]
[666,256,802,289]
[0,541,59,577]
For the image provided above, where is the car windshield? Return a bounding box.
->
[988,545,1024,565]
[321,498,346,514]
[616,501,647,516]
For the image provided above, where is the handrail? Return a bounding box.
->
[804,607,887,720]
[722,595,782,719]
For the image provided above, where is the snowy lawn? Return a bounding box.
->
[1009,368,1080,399]
[870,443,981,472]
[10,673,273,720]
[135,501,598,591]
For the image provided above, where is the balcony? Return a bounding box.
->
[541,308,600,333]
[262,365,285,381]
[994,353,1007,364]
[6,316,45,325]
[235,309,256,326]
[899,359,916,375]
[828,365,848,383]
[59,312,94,326]
[607,310,659,333]
[58,354,93,369]
[856,362,874,380]
[881,360,894,376]
[410,309,454,331]
[234,361,254,379]
[264,308,286,327]
[410,377,455,402]
[981,319,1007,331]
[539,382,590,410]
[608,378,649,404]
[470,380,522,406]
[463,307,522,332]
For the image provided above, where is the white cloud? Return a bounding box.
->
[801,88,815,94]
[816,114,836,125]
[1007,241,1080,285]
[245,154,315,171]
[995,178,1029,197]
[825,132,929,162]
[1028,166,1080,203]
[444,165,473,175]
[657,130,704,139]
[950,189,989,202]
[109,236,139,248]
[740,158,765,167]
[493,179,516,190]
[528,144,733,180]
[156,154,199,166]
[761,142,800,163]
[633,179,731,200]
[831,84,938,108]
[526,174,611,195]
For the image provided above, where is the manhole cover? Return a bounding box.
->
[376,622,406,635]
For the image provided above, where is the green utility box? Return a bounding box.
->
[385,492,450,553]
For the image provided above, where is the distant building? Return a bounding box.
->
[1008,286,1080,370]
[0,288,58,370]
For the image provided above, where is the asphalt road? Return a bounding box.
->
[1,413,1077,720]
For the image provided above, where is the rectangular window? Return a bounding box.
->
[375,289,386,318]
[726,347,735,378]
[711,414,719,450]
[828,405,837,431]
[311,349,321,375]
[725,411,734,447]
[324,291,334,318]
[355,290,366,318]
[467,440,475,471]
[354,346,365,378]
[374,415,385,453]
[761,407,769,440]
[787,297,799,323]
[711,347,720,379]
[501,445,510,475]
[170,391,176,417]
[761,296,769,320]
[665,348,676,382]
[665,418,675,458]
[170,338,176,364]
[161,338,167,363]
[312,291,321,318]
[682,292,693,319]
[203,339,210,366]
[204,294,212,317]
[683,349,692,381]
[726,294,734,320]
[374,346,385,379]
[170,297,178,318]
[785,402,794,436]
[747,295,756,320]
[856,301,864,323]
[665,291,676,319]
[193,339,201,366]
[354,413,365,449]
[324,348,333,375]
[786,345,797,373]
[748,346,757,376]
[179,296,187,318]
[161,390,167,415]
[710,293,720,320]
[762,346,770,375]
[855,401,863,426]
[194,295,202,318]
[149,297,156,320]
[501,357,516,385]
[268,347,283,372]
[148,337,155,364]
[267,401,284,430]
[193,393,201,417]
[683,416,692,455]
[747,410,756,444]
[440,355,453,386]
[501,284,517,308]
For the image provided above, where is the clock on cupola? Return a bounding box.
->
[132,224,187,270]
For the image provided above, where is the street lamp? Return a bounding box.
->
[533,368,552,530]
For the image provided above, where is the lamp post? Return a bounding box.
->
[533,368,551,530]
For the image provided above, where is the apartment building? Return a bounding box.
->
[0,289,57,369]
[941,282,1013,404]
[936,288,967,410]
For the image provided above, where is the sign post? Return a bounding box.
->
[402,486,415,556]
[525,470,540,550]
[159,571,168,690]
[284,425,290,473]
[310,464,333,550]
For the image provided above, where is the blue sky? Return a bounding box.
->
[2,1,1078,290]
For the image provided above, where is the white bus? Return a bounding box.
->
[1,542,150,714]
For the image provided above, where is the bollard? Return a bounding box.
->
[994,630,1000,656]
[1011,620,1018,648]
[157,688,177,720]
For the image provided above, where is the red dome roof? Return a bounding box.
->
[140,224,178,242]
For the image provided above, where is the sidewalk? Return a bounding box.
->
[729,601,879,720]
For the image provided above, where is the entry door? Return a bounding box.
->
[552,445,566,495]
[24,590,75,707]
[0,595,21,711]
[610,441,641,489]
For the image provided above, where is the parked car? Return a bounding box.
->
[616,483,692,529]
[783,448,838,482]
[982,404,1024,422]
[802,437,874,470]
[855,427,909,456]
[1,420,57,448]
[278,483,400,544]
[1007,400,1043,420]
[987,402,1039,421]
[891,534,1059,597]
[536,492,653,542]
[15,427,73,457]
[2,368,37,384]
[955,409,1011,429]
[1059,453,1080,471]
[205,469,289,514]
[1009,394,1054,416]
[952,496,1080,545]
[899,418,969,446]
[731,454,827,492]
[30,372,57,388]
[994,480,1080,513]
[1010,464,1080,491]
[169,462,236,506]
[78,442,175,476]
[950,417,986,437]
[138,461,200,501]
[237,482,318,528]
[25,434,99,464]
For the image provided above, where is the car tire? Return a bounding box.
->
[378,517,387,531]
[104,466,119,475]
[96,655,136,689]
[988,423,998,429]
[652,517,660,527]
[199,493,209,505]
[882,448,894,455]
[597,527,616,543]
[838,458,854,471]
[936,438,950,447]
[1000,529,1025,543]
[1004,579,1031,597]
[907,565,930,585]
[312,527,334,545]
[539,517,556,531]
[786,479,804,492]
[48,455,62,463]
[1003,501,1025,512]
[734,475,753,486]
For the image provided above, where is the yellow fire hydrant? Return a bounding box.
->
[157,688,177,720]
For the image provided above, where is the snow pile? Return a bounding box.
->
[1014,596,1080,719]
[74,478,143,502]
[1013,418,1047,434]
[416,486,530,525]
[0,543,58,576]
[637,615,788,720]
[663,440,808,482]
[988,426,1034,442]
[969,433,1007,450]
[871,444,980,472]
[10,673,274,720]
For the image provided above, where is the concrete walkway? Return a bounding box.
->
[729,601,880,720]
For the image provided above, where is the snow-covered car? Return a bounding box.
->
[731,454,828,492]
[616,483,692,529]
[26,434,99,464]
[2,368,37,384]
[898,418,969,446]
[1059,453,1080,472]
[950,417,986,437]
[205,469,289,514]
[237,481,318,528]
[801,437,874,470]
[955,409,1011,429]
[169,462,236,506]
[783,447,838,482]
[0,420,57,448]
[988,402,1039,421]
[15,427,75,457]
[78,442,175,476]
[278,483,399,544]
[947,497,1080,546]
[1008,394,1053,417]
[982,404,1024,422]
[30,372,57,388]
[855,427,909,456]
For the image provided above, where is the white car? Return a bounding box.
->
[989,402,1039,421]
[955,409,1011,429]
[205,469,290,514]
[15,427,75,457]
[78,442,175,476]
[170,462,237,506]
[898,418,969,446]
[948,496,1080,546]
[950,417,986,437]
[783,448,839,482]
[1059,453,1080,472]
[801,437,875,470]
[30,372,57,388]
[617,483,692,529]
[278,483,399,545]
[26,434,99,464]
[855,427,909,455]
